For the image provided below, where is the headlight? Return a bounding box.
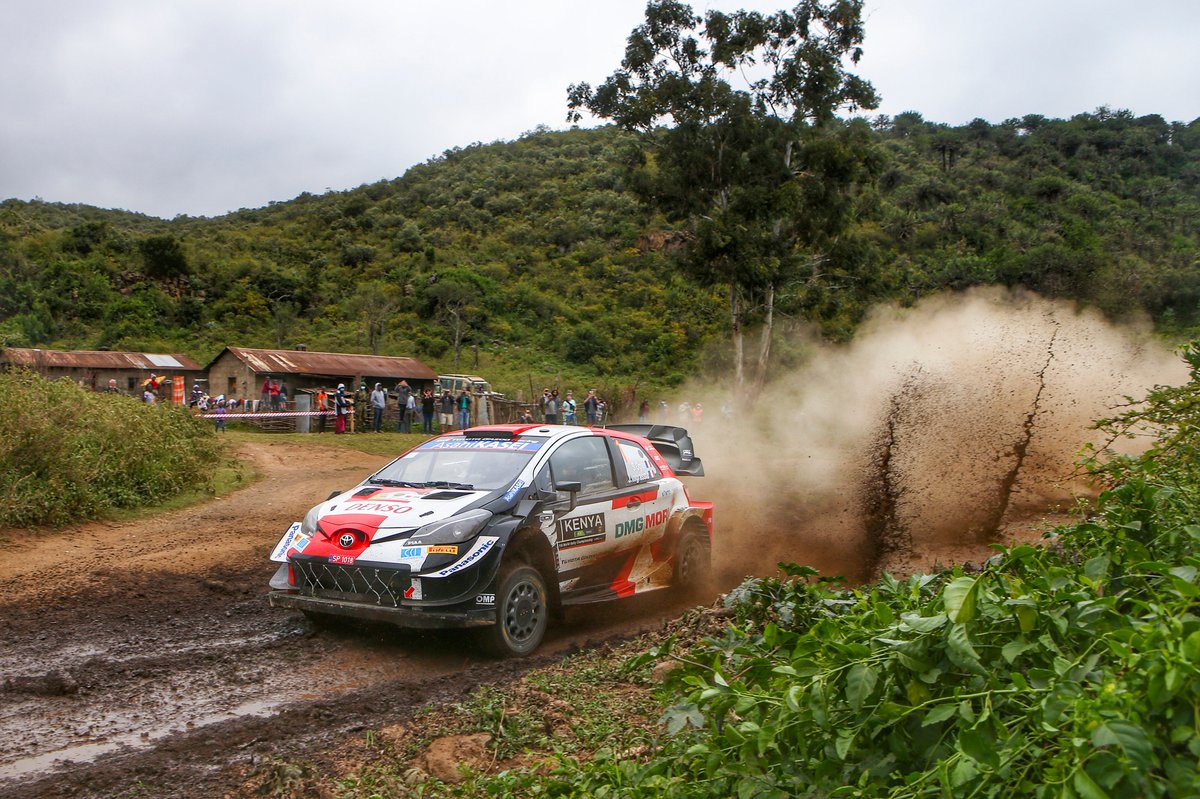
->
[300,504,322,537]
[408,508,493,545]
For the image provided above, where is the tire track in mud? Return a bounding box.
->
[860,365,921,575]
[978,322,1058,542]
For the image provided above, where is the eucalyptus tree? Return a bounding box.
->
[568,0,878,397]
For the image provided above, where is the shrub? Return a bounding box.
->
[0,370,223,527]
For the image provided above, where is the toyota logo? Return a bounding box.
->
[338,533,357,549]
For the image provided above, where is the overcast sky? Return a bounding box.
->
[3,1,1197,220]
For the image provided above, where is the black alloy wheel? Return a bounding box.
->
[479,563,549,657]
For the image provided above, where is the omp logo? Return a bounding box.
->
[615,509,670,538]
[476,593,496,605]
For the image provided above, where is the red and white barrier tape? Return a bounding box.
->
[199,410,338,419]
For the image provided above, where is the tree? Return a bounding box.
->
[344,280,401,354]
[422,268,494,369]
[568,0,878,398]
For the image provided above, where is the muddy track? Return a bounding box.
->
[0,441,699,799]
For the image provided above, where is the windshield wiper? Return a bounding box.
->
[423,481,475,490]
[368,478,422,487]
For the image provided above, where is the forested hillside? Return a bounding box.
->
[1,108,1197,397]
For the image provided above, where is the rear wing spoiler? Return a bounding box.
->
[605,424,705,477]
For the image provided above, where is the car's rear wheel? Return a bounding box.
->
[674,527,712,598]
[478,563,549,657]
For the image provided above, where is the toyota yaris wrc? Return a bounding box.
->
[268,423,712,656]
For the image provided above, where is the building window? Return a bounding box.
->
[127,377,137,391]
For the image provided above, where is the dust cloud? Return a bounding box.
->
[683,288,1189,584]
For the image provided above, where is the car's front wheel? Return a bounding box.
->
[478,563,549,657]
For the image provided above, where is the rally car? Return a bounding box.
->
[268,423,712,657]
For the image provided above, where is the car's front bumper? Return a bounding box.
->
[267,589,495,628]
[267,535,504,629]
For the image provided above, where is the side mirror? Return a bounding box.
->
[326,489,343,501]
[554,481,582,513]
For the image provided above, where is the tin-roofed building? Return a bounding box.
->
[1,347,205,395]
[204,346,437,404]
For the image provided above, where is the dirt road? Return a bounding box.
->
[0,441,702,799]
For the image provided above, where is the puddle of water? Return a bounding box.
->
[0,697,283,782]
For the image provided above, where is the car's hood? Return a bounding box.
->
[320,486,485,530]
[321,482,484,525]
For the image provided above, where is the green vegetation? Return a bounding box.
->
[1,108,1196,400]
[0,370,224,527]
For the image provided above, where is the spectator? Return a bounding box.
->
[690,402,704,427]
[639,399,651,423]
[190,383,203,406]
[354,383,368,432]
[405,391,417,433]
[539,388,551,420]
[269,379,282,411]
[658,400,669,423]
[214,398,227,432]
[370,382,387,432]
[545,389,560,424]
[421,389,436,433]
[104,379,121,394]
[583,389,599,426]
[334,384,350,434]
[562,391,577,425]
[519,408,535,423]
[143,386,156,404]
[458,389,473,430]
[596,397,607,425]
[439,389,455,431]
[315,387,329,434]
[260,377,271,411]
[394,381,412,432]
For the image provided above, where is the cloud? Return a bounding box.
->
[2,0,1197,218]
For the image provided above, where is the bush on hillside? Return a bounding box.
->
[0,370,223,527]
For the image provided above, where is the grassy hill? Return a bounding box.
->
[2,109,1197,399]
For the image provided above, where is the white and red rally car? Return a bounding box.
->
[268,423,712,656]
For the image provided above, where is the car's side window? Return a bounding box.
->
[549,437,614,497]
[615,439,660,484]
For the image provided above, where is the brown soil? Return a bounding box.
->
[0,440,707,799]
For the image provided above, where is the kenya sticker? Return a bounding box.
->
[556,512,606,549]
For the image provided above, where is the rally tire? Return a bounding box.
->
[478,563,549,658]
[674,528,712,598]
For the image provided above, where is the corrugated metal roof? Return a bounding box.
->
[1,348,203,371]
[217,347,437,380]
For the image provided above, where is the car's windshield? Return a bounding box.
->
[370,437,544,491]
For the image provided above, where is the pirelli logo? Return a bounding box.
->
[556,512,606,549]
